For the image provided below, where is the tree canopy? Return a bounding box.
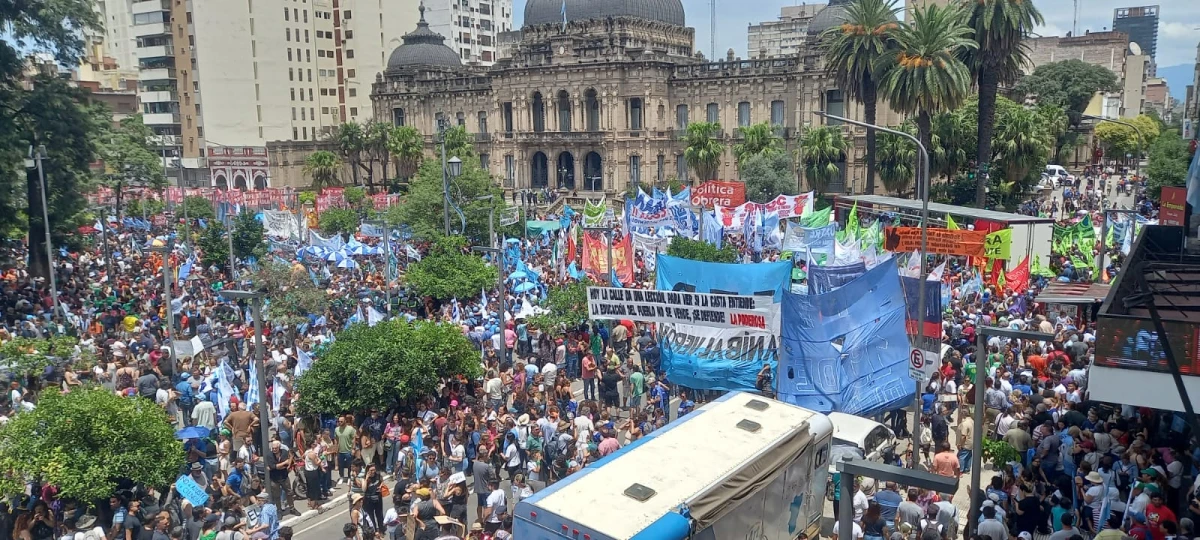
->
[666,236,740,263]
[96,113,166,220]
[384,140,506,242]
[197,221,231,274]
[248,260,330,327]
[231,211,265,260]
[1012,59,1119,121]
[294,319,482,415]
[1093,115,1160,161]
[404,236,498,300]
[741,153,796,203]
[1145,129,1194,200]
[318,207,359,236]
[0,388,184,502]
[528,279,594,333]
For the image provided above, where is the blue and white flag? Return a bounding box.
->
[360,222,384,238]
[245,359,260,406]
[177,258,194,285]
[611,269,623,288]
[405,244,422,261]
[294,348,314,378]
[561,0,567,30]
[368,306,385,326]
[216,360,236,418]
[272,376,285,413]
[702,210,723,247]
[1186,137,1200,212]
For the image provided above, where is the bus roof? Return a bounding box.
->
[523,392,825,539]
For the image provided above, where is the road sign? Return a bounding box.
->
[909,347,938,381]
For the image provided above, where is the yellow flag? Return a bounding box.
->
[945,214,960,230]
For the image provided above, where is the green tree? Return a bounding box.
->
[196,220,231,274]
[962,0,1044,206]
[95,113,166,221]
[294,319,482,415]
[127,197,166,218]
[732,121,784,168]
[1011,59,1119,122]
[683,122,724,182]
[529,279,595,333]
[364,121,391,191]
[0,335,80,379]
[930,111,973,180]
[231,210,265,260]
[666,236,740,263]
[333,122,367,187]
[318,207,359,236]
[797,125,848,196]
[991,103,1053,197]
[1094,115,1160,164]
[441,125,474,159]
[247,260,330,332]
[0,388,183,502]
[741,153,796,203]
[405,236,498,300]
[1145,129,1193,200]
[876,127,917,194]
[303,150,341,189]
[298,191,317,206]
[384,145,504,241]
[821,0,901,195]
[342,186,368,210]
[387,125,425,183]
[181,195,215,220]
[875,3,976,199]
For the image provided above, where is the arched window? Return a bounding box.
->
[531,92,546,133]
[557,90,571,132]
[584,89,599,131]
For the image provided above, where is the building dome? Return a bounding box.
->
[386,3,461,70]
[522,0,685,28]
[806,0,853,37]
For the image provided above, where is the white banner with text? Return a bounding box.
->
[587,286,780,330]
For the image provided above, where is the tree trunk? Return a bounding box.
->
[115,180,124,223]
[26,166,50,280]
[974,68,1000,207]
[350,154,361,187]
[380,152,391,193]
[916,109,933,203]
[863,76,877,195]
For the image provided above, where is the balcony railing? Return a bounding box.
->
[514,131,605,143]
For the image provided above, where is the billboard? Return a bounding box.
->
[1160,186,1186,227]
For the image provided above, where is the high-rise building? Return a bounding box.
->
[747,4,824,59]
[422,0,514,66]
[1112,5,1159,62]
[126,0,419,187]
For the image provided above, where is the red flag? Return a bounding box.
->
[566,225,577,263]
[1005,257,1030,294]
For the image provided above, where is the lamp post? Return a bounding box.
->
[147,241,178,379]
[815,111,931,464]
[366,219,391,318]
[471,195,507,363]
[25,146,61,317]
[219,288,276,507]
[968,327,1056,537]
[438,119,463,236]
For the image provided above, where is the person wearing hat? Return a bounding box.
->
[197,514,221,540]
[215,517,245,540]
[442,472,469,525]
[412,487,446,540]
[246,491,278,540]
[74,514,105,540]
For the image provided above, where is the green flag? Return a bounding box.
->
[845,202,860,241]
[946,214,960,230]
[801,206,831,228]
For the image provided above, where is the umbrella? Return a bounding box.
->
[337,258,359,269]
[349,244,381,256]
[326,250,347,263]
[298,245,328,259]
[175,426,210,440]
[504,238,521,244]
[508,271,527,281]
[513,282,537,293]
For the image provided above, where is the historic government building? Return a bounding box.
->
[360,0,897,196]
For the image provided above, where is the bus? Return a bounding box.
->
[513,392,834,540]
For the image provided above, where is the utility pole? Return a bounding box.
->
[26,146,61,317]
[220,290,275,507]
[148,241,178,379]
[471,198,507,364]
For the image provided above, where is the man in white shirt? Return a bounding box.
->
[831,520,863,540]
[482,478,507,534]
[484,371,504,411]
[852,481,869,523]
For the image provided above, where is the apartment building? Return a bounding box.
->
[746,4,824,58]
[1024,30,1148,119]
[124,0,418,188]
[422,0,514,66]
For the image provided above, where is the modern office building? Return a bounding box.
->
[746,4,824,59]
[422,0,515,66]
[1112,5,1159,62]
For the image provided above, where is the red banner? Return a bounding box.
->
[582,231,634,286]
[371,193,398,210]
[884,227,988,257]
[691,181,745,208]
[1005,257,1030,294]
[166,187,183,204]
[1160,186,1186,227]
[317,187,345,213]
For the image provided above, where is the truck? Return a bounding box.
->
[513,391,834,540]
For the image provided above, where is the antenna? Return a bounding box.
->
[1072,0,1079,36]
[710,0,716,60]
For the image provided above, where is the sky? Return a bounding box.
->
[511,0,1200,100]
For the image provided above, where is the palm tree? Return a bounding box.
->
[821,0,901,195]
[875,3,976,200]
[876,127,916,195]
[992,105,1052,194]
[683,122,724,183]
[387,125,425,183]
[798,125,848,196]
[732,121,783,167]
[929,111,971,180]
[332,122,366,187]
[364,121,392,193]
[962,0,1043,206]
[303,150,341,189]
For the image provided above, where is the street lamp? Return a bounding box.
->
[448,156,463,178]
[967,327,1056,537]
[24,145,61,318]
[814,111,932,461]
[438,119,464,236]
[218,288,277,508]
[471,194,508,363]
[146,241,178,379]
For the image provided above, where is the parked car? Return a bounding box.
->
[826,412,899,495]
[1044,165,1075,187]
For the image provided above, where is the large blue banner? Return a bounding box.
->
[778,259,915,416]
[655,254,792,391]
[807,262,867,295]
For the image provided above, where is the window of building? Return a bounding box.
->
[706,102,719,123]
[288,68,294,81]
[825,90,844,125]
[456,111,465,127]
[303,9,307,22]
[345,49,354,59]
[293,127,299,139]
[286,28,291,41]
[502,102,513,133]
[770,100,785,126]
[480,153,489,172]
[307,68,311,81]
[284,7,289,20]
[350,107,358,116]
[630,155,641,185]
[301,108,306,120]
[302,126,307,139]
[348,88,356,97]
[585,89,599,131]
[677,154,687,182]
[305,49,310,62]
[290,88,296,100]
[556,90,571,132]
[393,108,405,126]
[304,29,309,42]
[292,107,297,120]
[461,49,469,59]
[657,154,665,182]
[342,10,350,19]
[505,155,515,187]
[531,92,545,133]
[345,30,353,39]
[435,112,446,130]
[323,107,330,114]
[477,111,487,133]
[628,97,643,130]
[287,48,293,61]
[347,69,355,77]
[310,107,314,120]
[676,104,688,131]
[308,88,313,100]
[293,8,298,20]
[298,87,303,101]
[737,101,750,127]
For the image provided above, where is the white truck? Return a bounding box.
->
[512,392,834,540]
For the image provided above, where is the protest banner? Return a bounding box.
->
[982,228,1012,260]
[761,192,814,219]
[581,232,634,285]
[782,222,836,253]
[175,475,210,507]
[316,187,345,213]
[807,262,866,294]
[690,181,746,208]
[263,210,300,239]
[883,227,988,258]
[587,287,781,330]
[583,198,608,227]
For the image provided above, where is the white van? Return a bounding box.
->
[827,412,898,494]
[1044,165,1074,187]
